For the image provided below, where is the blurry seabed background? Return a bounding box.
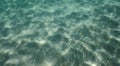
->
[0,0,120,66]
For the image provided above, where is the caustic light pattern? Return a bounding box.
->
[0,0,120,66]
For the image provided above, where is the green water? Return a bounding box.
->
[0,0,120,66]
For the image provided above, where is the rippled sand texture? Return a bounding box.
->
[0,0,120,66]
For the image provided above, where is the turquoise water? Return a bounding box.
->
[0,0,120,66]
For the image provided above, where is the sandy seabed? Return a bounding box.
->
[0,0,120,66]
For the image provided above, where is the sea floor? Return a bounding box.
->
[0,0,120,66]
